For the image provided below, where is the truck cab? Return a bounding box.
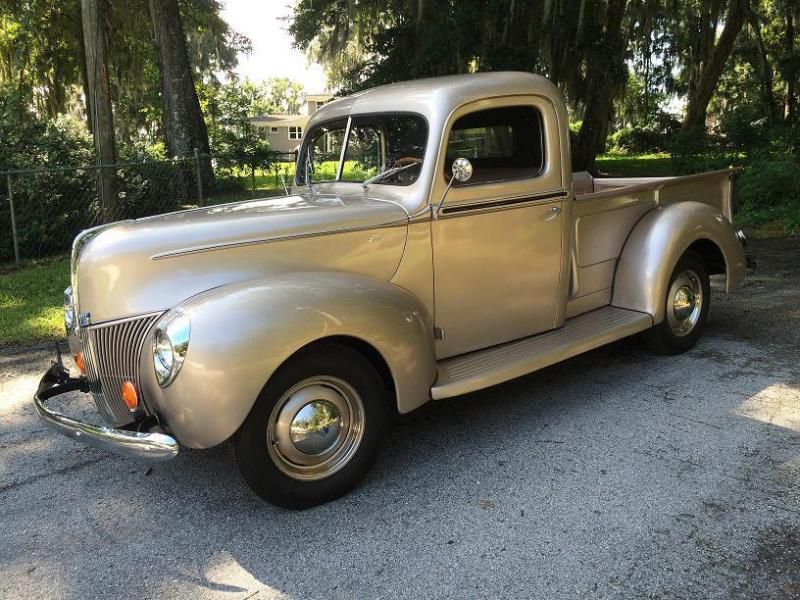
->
[295,73,574,359]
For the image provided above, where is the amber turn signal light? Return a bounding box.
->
[74,352,86,375]
[121,381,139,412]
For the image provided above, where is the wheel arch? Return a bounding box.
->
[612,201,746,324]
[686,238,726,276]
[278,335,398,414]
[139,272,436,449]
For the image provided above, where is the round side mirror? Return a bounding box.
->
[451,158,473,183]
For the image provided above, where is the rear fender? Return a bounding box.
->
[612,202,746,324]
[139,273,436,448]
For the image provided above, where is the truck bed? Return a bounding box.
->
[572,168,735,220]
[567,169,735,319]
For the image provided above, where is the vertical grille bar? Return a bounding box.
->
[79,313,162,426]
[79,327,116,423]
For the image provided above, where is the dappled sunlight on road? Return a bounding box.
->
[201,551,290,599]
[0,557,72,600]
[737,383,800,432]
[0,372,41,413]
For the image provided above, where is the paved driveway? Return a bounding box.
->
[1,237,799,600]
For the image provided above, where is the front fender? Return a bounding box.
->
[139,273,436,449]
[612,202,746,324]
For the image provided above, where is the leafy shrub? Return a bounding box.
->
[609,126,670,154]
[0,88,98,262]
[719,107,769,151]
[736,154,800,234]
[667,129,736,175]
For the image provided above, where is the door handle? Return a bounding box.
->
[543,206,562,222]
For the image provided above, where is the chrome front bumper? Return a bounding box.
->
[34,363,179,461]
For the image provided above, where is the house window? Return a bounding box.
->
[289,126,303,140]
[271,127,279,133]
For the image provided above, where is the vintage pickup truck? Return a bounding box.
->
[35,72,747,508]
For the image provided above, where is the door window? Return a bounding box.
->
[445,106,545,185]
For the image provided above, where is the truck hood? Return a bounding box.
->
[75,192,410,322]
[116,192,407,257]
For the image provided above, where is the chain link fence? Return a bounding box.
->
[0,152,298,265]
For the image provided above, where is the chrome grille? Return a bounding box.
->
[79,314,161,426]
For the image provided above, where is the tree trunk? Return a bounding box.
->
[81,0,116,218]
[687,0,722,104]
[572,0,628,172]
[78,27,93,136]
[747,7,778,125]
[682,0,747,131]
[148,0,212,198]
[784,9,797,123]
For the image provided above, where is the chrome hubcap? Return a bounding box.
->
[666,269,703,337]
[672,286,696,321]
[290,400,342,455]
[267,376,364,481]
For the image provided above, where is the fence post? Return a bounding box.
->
[7,173,20,266]
[194,148,204,207]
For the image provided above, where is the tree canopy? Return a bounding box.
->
[291,0,800,169]
[1,0,798,175]
[0,0,250,157]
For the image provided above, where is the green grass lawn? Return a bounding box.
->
[0,258,69,345]
[595,152,674,177]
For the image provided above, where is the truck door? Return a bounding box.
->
[431,97,568,359]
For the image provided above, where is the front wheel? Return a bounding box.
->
[643,251,710,355]
[233,342,389,509]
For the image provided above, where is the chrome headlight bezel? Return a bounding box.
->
[64,286,76,334]
[152,310,191,388]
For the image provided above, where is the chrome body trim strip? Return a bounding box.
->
[439,190,568,217]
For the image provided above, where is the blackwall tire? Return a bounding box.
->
[233,342,389,509]
[643,251,711,356]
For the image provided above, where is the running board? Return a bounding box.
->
[431,306,653,400]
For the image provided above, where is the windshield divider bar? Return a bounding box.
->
[336,117,352,183]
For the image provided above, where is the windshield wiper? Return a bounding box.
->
[362,160,421,190]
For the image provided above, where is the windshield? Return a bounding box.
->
[296,114,428,186]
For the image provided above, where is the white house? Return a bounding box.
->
[250,93,332,154]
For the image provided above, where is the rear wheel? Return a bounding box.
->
[643,252,710,355]
[233,342,389,509]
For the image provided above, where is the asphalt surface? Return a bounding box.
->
[1,237,799,600]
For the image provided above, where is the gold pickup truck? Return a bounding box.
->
[35,72,747,508]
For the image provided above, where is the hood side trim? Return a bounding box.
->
[150,219,409,261]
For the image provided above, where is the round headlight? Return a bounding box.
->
[152,310,190,387]
[64,286,75,334]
